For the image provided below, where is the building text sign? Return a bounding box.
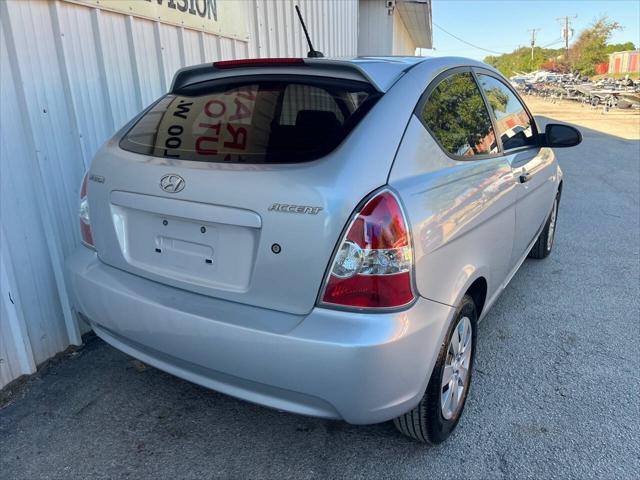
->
[64,0,248,40]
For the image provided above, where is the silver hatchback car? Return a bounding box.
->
[66,56,581,443]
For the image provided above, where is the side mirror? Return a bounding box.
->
[542,123,582,148]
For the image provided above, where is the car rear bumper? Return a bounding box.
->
[65,248,454,424]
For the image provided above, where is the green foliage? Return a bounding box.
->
[570,16,623,75]
[604,42,636,54]
[483,16,633,78]
[484,47,563,77]
[483,87,509,115]
[421,73,493,156]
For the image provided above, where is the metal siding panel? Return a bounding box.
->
[310,0,320,54]
[0,0,358,385]
[251,0,267,58]
[358,0,392,55]
[234,39,249,60]
[219,37,235,60]
[351,0,359,55]
[273,0,286,56]
[291,0,303,57]
[264,1,277,57]
[96,10,140,129]
[392,8,416,55]
[335,0,342,56]
[0,299,25,387]
[0,302,23,387]
[158,23,184,89]
[4,0,85,255]
[130,17,164,106]
[0,14,70,364]
[202,34,222,62]
[182,28,204,66]
[323,0,330,52]
[1,226,37,388]
[56,2,113,163]
[282,0,293,56]
[630,52,638,74]
[245,0,259,58]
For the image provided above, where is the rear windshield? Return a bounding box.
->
[120,77,379,163]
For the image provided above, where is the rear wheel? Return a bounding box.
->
[393,295,477,444]
[528,192,559,259]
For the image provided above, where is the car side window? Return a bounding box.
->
[476,74,536,151]
[420,72,497,158]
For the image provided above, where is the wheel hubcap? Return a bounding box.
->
[441,316,473,420]
[547,199,558,252]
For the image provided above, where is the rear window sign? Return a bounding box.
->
[155,86,259,162]
[120,79,378,163]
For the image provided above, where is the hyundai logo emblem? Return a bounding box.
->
[160,174,185,193]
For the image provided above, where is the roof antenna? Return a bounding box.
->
[295,5,324,58]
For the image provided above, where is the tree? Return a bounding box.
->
[605,42,636,54]
[421,73,495,156]
[570,16,623,75]
[484,16,632,77]
[484,47,563,77]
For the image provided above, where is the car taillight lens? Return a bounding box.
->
[320,189,415,309]
[79,173,94,249]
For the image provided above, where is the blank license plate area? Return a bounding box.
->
[120,208,257,291]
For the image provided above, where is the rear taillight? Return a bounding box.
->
[79,173,94,249]
[319,189,415,310]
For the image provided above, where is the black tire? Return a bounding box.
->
[393,295,477,444]
[528,192,560,259]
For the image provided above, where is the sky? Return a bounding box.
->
[420,0,640,60]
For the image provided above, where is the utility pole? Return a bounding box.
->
[528,28,540,62]
[556,15,577,56]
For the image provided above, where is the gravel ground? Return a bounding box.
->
[1,103,639,480]
[525,95,640,140]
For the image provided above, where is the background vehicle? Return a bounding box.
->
[66,56,581,443]
[510,70,640,110]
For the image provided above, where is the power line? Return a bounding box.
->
[541,38,564,48]
[433,22,506,55]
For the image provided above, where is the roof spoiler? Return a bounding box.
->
[169,59,393,93]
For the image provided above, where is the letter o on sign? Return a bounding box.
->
[196,0,207,17]
[205,100,226,118]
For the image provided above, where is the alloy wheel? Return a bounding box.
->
[547,198,558,252]
[441,316,473,420]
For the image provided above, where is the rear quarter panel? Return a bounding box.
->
[389,116,518,309]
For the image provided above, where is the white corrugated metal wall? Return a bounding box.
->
[357,0,417,56]
[391,6,414,55]
[357,0,393,56]
[0,0,358,388]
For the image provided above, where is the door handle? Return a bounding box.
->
[519,172,531,183]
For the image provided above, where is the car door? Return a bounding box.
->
[474,70,556,265]
[389,68,518,307]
